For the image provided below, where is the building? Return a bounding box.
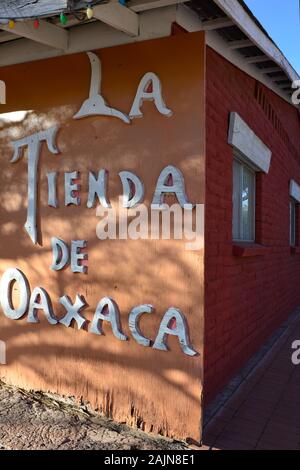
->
[0,0,299,444]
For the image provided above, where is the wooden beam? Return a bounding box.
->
[277,82,292,89]
[260,67,282,74]
[0,0,68,19]
[201,17,233,31]
[1,19,68,50]
[176,4,204,33]
[277,80,291,85]
[228,39,253,50]
[0,31,19,43]
[93,2,139,36]
[0,6,176,67]
[245,55,270,64]
[129,0,186,12]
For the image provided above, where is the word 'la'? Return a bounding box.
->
[9,53,174,244]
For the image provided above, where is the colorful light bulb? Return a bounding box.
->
[60,12,67,25]
[8,19,15,29]
[33,19,39,29]
[86,6,94,20]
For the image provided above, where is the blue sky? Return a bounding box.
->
[244,0,300,74]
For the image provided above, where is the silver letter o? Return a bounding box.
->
[0,268,30,319]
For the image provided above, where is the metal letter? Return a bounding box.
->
[71,240,88,274]
[59,294,87,330]
[47,172,58,208]
[10,126,60,244]
[0,268,30,320]
[73,52,130,123]
[153,307,197,356]
[51,237,69,271]
[27,287,57,325]
[90,297,127,341]
[129,72,172,119]
[87,170,110,208]
[151,165,194,210]
[65,171,80,206]
[129,304,153,347]
[119,171,145,208]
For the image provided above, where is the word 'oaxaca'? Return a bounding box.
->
[0,268,197,357]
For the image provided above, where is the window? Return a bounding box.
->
[290,198,297,246]
[233,158,256,242]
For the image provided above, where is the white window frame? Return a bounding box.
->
[233,154,256,243]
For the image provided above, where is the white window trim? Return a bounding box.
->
[228,112,272,174]
[290,180,300,203]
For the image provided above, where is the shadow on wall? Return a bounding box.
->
[0,106,204,441]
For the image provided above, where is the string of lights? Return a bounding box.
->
[0,0,127,29]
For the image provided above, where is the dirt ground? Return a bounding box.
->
[0,381,189,450]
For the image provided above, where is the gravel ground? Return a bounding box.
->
[0,381,189,450]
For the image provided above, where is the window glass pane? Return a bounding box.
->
[232,157,255,242]
[232,160,241,240]
[242,166,255,241]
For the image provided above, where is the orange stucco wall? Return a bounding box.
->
[0,32,205,441]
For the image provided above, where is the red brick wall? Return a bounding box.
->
[204,46,300,404]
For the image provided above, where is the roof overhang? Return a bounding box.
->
[0,0,298,107]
